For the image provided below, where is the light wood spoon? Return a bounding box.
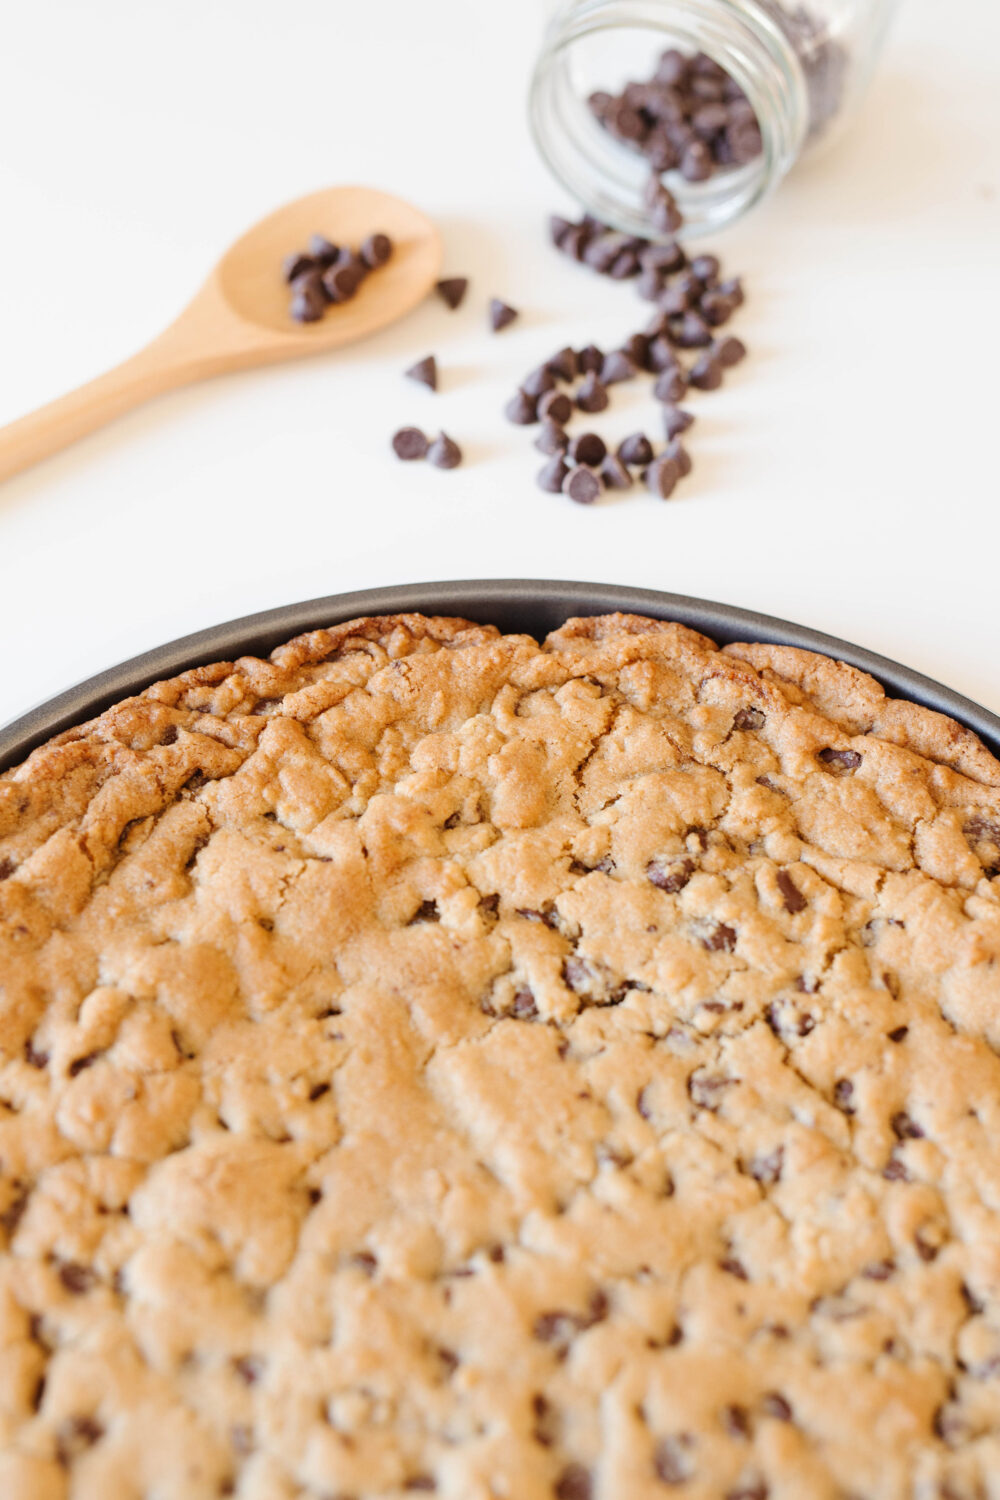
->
[0,185,443,485]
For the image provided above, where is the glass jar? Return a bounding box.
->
[529,0,899,238]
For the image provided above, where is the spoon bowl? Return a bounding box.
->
[0,185,444,485]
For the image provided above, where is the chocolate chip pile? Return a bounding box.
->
[508,179,745,504]
[588,49,762,182]
[283,230,394,323]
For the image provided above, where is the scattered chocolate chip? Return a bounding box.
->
[637,268,666,302]
[663,438,692,476]
[647,856,694,892]
[535,419,570,454]
[690,1071,735,1109]
[716,335,748,367]
[618,432,654,467]
[654,367,689,403]
[733,706,765,731]
[689,350,724,389]
[392,427,429,461]
[361,232,392,268]
[569,432,607,467]
[576,373,609,413]
[601,454,633,490]
[719,1256,749,1281]
[427,433,462,469]
[654,1435,694,1484]
[888,1026,909,1044]
[577,344,604,375]
[660,406,695,442]
[646,454,681,498]
[563,466,602,505]
[489,298,518,332]
[646,335,677,373]
[703,922,737,952]
[601,349,638,384]
[505,390,539,425]
[537,455,571,493]
[549,214,574,246]
[405,355,437,391]
[701,290,737,326]
[548,346,578,381]
[832,1079,856,1114]
[776,870,807,914]
[538,390,572,424]
[435,277,469,310]
[510,990,538,1019]
[523,365,556,399]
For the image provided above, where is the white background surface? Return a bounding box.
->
[0,0,997,733]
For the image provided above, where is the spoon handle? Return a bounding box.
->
[0,339,198,486]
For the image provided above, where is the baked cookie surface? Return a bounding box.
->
[2,612,1000,1500]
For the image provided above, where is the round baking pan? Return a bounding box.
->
[2,579,999,773]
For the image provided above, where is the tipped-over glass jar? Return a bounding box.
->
[529,0,899,237]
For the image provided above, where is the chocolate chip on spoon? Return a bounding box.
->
[436,277,469,310]
[283,252,315,284]
[361,233,393,268]
[405,356,438,391]
[427,432,462,469]
[392,427,429,461]
[289,287,325,323]
[307,234,339,266]
[490,298,519,332]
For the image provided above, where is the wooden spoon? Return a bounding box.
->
[0,185,443,485]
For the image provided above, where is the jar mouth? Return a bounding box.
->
[529,0,810,239]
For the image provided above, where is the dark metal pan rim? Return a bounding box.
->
[2,578,998,773]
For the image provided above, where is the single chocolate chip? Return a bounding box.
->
[558,224,591,260]
[700,290,737,326]
[888,1026,909,1044]
[405,356,437,391]
[322,263,364,303]
[504,390,538,425]
[689,350,724,389]
[654,1435,693,1484]
[675,311,713,348]
[646,335,678,373]
[681,140,713,181]
[58,1262,95,1295]
[601,455,633,490]
[618,432,654,467]
[555,1464,592,1500]
[547,346,578,382]
[704,922,736,952]
[361,232,392,268]
[692,102,730,138]
[549,214,574,246]
[537,455,571,493]
[427,433,462,469]
[662,406,695,440]
[576,344,604,375]
[523,365,556,399]
[650,194,684,236]
[654,367,688,403]
[733,706,764,732]
[538,389,572,424]
[392,427,429,461]
[489,298,518,332]
[535,418,570,454]
[623,332,650,366]
[307,234,339,265]
[609,248,641,279]
[283,251,315,283]
[718,276,745,306]
[584,231,629,272]
[289,286,325,323]
[435,276,469,310]
[563,466,602,505]
[646,455,681,498]
[775,870,807,914]
[601,349,638,384]
[656,49,689,86]
[569,432,607,467]
[750,1146,784,1185]
[637,267,666,302]
[663,438,692,475]
[690,253,721,283]
[716,335,747,367]
[510,990,538,1019]
[576,373,609,413]
[818,747,862,773]
[832,1078,855,1113]
[658,283,692,317]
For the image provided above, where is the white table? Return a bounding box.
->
[1,0,997,732]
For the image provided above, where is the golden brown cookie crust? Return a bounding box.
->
[2,612,1000,1500]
